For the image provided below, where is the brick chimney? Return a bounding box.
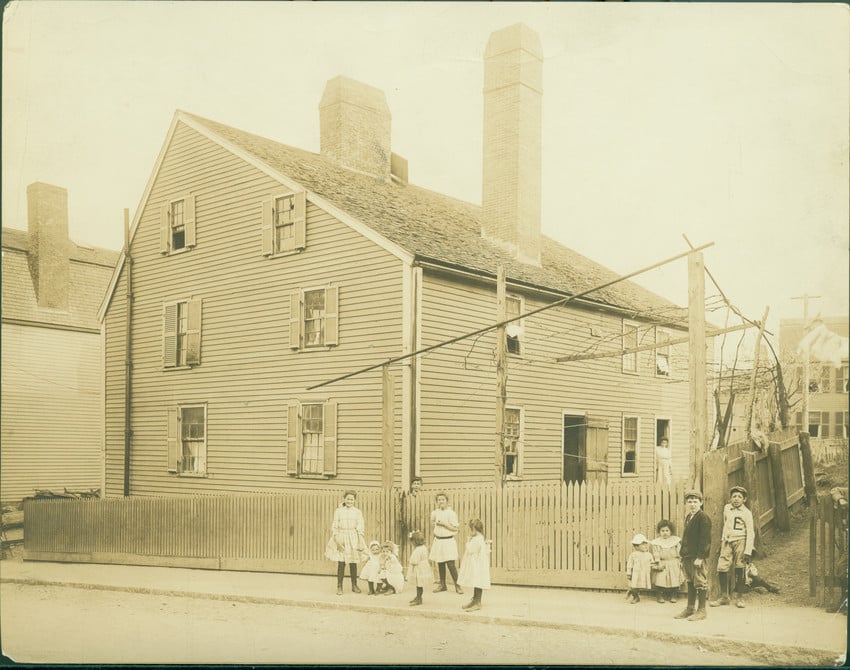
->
[27,182,71,310]
[481,24,543,265]
[319,76,392,180]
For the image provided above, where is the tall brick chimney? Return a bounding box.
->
[319,76,392,180]
[481,24,543,265]
[27,182,71,310]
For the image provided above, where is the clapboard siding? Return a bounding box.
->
[1,324,104,503]
[418,270,692,485]
[104,121,406,496]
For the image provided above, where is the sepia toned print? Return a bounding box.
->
[1,2,848,665]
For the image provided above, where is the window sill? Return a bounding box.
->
[267,247,305,258]
[293,345,336,353]
[622,369,639,376]
[293,473,333,480]
[176,472,208,478]
[504,475,523,482]
[620,473,639,478]
[162,365,199,371]
[162,246,195,256]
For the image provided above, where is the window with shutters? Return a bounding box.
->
[262,191,306,256]
[838,365,849,394]
[506,295,523,355]
[160,195,196,254]
[838,411,849,439]
[503,406,522,479]
[167,404,207,476]
[818,365,832,393]
[798,411,830,438]
[289,286,339,350]
[622,320,638,373]
[163,298,202,368]
[287,401,338,478]
[622,415,639,476]
[655,328,671,377]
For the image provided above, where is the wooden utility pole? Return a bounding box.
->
[495,266,507,485]
[791,293,821,433]
[382,364,395,490]
[745,307,770,445]
[688,250,707,490]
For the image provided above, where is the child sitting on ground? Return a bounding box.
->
[406,530,432,606]
[359,540,382,595]
[651,520,683,603]
[626,534,659,603]
[377,540,405,595]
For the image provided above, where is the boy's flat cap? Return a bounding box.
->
[684,489,703,501]
[730,485,747,496]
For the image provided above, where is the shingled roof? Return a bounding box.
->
[2,227,119,330]
[183,111,687,325]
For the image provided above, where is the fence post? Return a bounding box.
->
[742,451,763,557]
[809,491,818,596]
[703,449,727,600]
[768,440,791,531]
[799,432,817,507]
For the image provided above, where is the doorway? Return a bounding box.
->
[563,414,585,483]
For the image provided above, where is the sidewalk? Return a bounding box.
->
[1,558,846,666]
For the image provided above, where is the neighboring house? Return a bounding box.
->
[1,183,119,505]
[780,316,849,443]
[100,24,700,498]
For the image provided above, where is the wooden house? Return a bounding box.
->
[100,24,699,498]
[1,183,119,504]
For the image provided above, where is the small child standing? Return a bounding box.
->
[710,485,754,609]
[625,534,656,603]
[377,540,405,595]
[651,520,684,603]
[406,531,432,606]
[360,540,382,595]
[457,518,491,611]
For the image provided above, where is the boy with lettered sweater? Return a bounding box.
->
[710,485,755,609]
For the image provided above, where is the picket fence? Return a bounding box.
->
[810,492,849,611]
[24,481,690,589]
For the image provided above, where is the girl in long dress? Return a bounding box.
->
[651,519,684,603]
[457,518,491,611]
[324,490,367,595]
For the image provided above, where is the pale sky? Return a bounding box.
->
[3,1,848,350]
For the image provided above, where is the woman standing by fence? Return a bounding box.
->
[324,490,367,595]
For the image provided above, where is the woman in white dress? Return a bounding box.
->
[429,493,463,594]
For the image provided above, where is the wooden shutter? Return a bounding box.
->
[585,415,609,482]
[184,194,196,248]
[293,191,307,250]
[261,198,274,256]
[323,401,338,476]
[186,298,202,366]
[162,302,178,367]
[287,402,299,475]
[167,407,180,472]
[160,203,170,254]
[324,286,339,346]
[289,290,302,349]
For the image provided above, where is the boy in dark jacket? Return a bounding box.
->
[674,489,712,621]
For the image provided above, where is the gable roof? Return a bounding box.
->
[181,112,686,325]
[2,227,119,331]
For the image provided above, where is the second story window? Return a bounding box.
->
[656,328,671,377]
[289,286,339,350]
[274,195,296,252]
[160,194,196,254]
[622,321,638,373]
[506,295,523,355]
[163,298,202,368]
[503,407,522,478]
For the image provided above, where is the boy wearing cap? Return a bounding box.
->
[674,489,712,621]
[710,485,754,609]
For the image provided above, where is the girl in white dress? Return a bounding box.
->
[429,493,464,594]
[406,530,432,606]
[324,491,367,595]
[457,518,491,611]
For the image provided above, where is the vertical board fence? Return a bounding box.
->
[810,492,848,611]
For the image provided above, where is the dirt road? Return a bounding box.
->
[0,582,767,665]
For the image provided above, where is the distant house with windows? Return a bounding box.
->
[780,316,849,444]
[1,183,119,504]
[100,24,701,498]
